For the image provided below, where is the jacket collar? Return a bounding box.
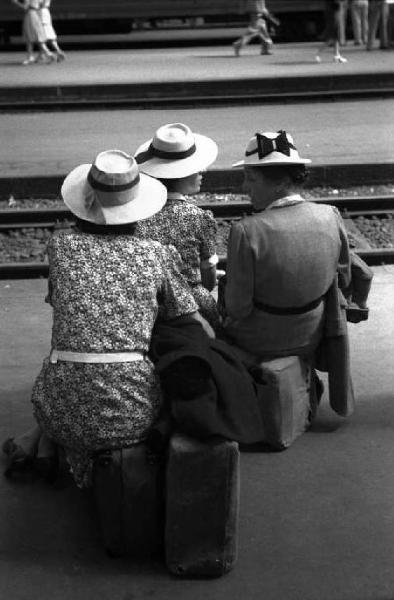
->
[266,194,304,210]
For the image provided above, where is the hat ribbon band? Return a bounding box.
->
[135,142,197,164]
[246,131,295,160]
[87,170,140,193]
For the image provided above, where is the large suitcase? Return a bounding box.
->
[252,355,314,449]
[92,444,164,557]
[165,434,240,577]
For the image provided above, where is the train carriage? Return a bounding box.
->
[0,1,326,42]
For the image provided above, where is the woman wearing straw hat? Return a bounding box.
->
[225,131,354,415]
[134,123,221,330]
[221,130,374,416]
[4,150,205,487]
[224,130,352,358]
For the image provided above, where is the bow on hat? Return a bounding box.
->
[249,130,296,160]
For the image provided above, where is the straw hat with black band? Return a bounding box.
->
[134,123,218,179]
[61,149,166,225]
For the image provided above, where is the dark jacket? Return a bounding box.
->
[149,317,268,444]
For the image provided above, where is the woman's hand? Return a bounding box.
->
[190,311,216,339]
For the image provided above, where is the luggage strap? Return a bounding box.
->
[49,349,145,364]
[254,295,323,315]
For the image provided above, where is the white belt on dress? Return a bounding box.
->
[49,349,145,364]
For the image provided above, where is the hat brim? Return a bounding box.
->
[134,133,218,179]
[232,153,311,168]
[61,164,167,225]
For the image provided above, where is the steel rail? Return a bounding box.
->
[1,195,394,228]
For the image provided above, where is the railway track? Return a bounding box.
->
[2,194,394,227]
[1,195,394,278]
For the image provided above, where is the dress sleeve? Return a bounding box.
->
[333,207,352,290]
[225,220,255,319]
[199,209,218,262]
[158,245,198,320]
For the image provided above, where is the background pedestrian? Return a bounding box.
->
[350,0,369,44]
[316,0,348,62]
[232,0,279,57]
[11,0,54,65]
[40,0,66,61]
[367,0,390,48]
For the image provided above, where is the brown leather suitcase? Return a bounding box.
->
[252,355,313,449]
[165,433,240,577]
[92,444,164,557]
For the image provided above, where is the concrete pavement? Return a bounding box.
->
[2,99,394,180]
[1,42,393,107]
[0,267,394,600]
[2,42,393,89]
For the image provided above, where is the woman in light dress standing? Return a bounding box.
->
[11,0,54,64]
[39,0,66,61]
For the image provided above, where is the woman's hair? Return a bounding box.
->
[74,216,137,235]
[157,177,183,192]
[254,164,308,186]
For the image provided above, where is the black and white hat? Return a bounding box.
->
[233,130,311,168]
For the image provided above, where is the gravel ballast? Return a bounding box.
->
[1,186,394,263]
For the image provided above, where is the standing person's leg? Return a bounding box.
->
[233,12,260,56]
[233,30,256,55]
[22,40,36,65]
[339,0,349,44]
[351,1,363,43]
[360,0,369,43]
[334,38,348,60]
[334,4,348,61]
[380,0,389,48]
[48,39,66,60]
[37,41,55,62]
[367,1,381,48]
[389,2,394,45]
[258,18,273,54]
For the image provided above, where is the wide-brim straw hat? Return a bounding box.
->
[232,130,311,168]
[134,123,218,179]
[61,149,167,225]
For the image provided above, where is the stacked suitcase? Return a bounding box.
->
[92,355,313,575]
[93,435,240,577]
[165,434,239,577]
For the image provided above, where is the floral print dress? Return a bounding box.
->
[135,193,220,329]
[31,230,197,487]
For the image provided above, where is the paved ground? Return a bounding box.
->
[2,42,393,88]
[1,99,394,180]
[1,42,393,183]
[0,267,394,600]
[1,38,394,599]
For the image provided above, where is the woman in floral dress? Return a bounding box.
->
[6,150,203,487]
[135,123,221,330]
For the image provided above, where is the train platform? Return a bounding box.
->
[1,97,394,196]
[1,42,393,106]
[0,266,394,600]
